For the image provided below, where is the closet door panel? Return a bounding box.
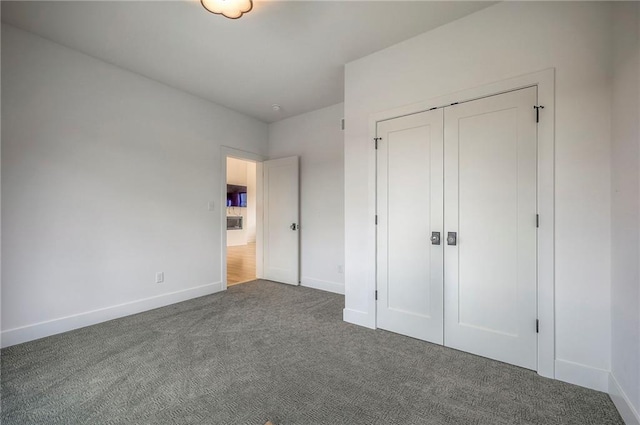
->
[443,87,538,370]
[376,109,444,344]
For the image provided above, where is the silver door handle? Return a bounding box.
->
[447,232,457,246]
[430,232,441,245]
[290,223,298,231]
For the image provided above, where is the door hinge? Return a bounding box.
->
[375,290,378,301]
[536,214,540,228]
[534,105,545,123]
[374,137,381,149]
[536,319,539,333]
[341,118,345,130]
[375,215,378,225]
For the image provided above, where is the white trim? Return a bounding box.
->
[221,146,265,164]
[1,281,223,348]
[301,277,345,295]
[609,373,640,425]
[343,308,375,329]
[220,146,266,291]
[367,68,556,379]
[255,161,264,279]
[555,359,609,392]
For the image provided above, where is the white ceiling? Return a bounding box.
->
[2,1,494,122]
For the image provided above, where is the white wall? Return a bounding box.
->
[226,157,256,247]
[1,25,268,346]
[227,157,248,187]
[268,103,345,294]
[610,3,640,423]
[344,2,612,390]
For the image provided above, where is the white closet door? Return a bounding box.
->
[376,109,444,344]
[443,87,538,370]
[263,156,299,285]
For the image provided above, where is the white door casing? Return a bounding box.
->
[369,70,554,378]
[443,87,538,370]
[376,109,444,344]
[263,156,300,285]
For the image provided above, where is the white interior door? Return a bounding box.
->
[376,109,444,344]
[263,156,300,285]
[443,87,538,370]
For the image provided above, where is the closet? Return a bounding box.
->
[376,86,538,370]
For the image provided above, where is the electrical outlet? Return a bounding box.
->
[208,201,215,211]
[338,265,344,274]
[155,272,164,284]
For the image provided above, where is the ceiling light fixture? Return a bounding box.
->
[201,0,253,19]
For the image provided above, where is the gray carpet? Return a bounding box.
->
[1,280,623,425]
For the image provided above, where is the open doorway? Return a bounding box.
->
[226,157,257,286]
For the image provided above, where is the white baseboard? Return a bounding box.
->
[1,281,223,348]
[301,277,344,295]
[343,308,375,329]
[610,373,640,425]
[555,359,610,392]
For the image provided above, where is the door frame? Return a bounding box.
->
[369,68,555,379]
[220,146,266,291]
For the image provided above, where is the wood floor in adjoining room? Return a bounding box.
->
[227,242,256,285]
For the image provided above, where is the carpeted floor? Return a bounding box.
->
[1,280,623,424]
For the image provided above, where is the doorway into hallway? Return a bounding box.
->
[226,157,257,286]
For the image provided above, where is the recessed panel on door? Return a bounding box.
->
[376,109,444,344]
[443,87,538,370]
